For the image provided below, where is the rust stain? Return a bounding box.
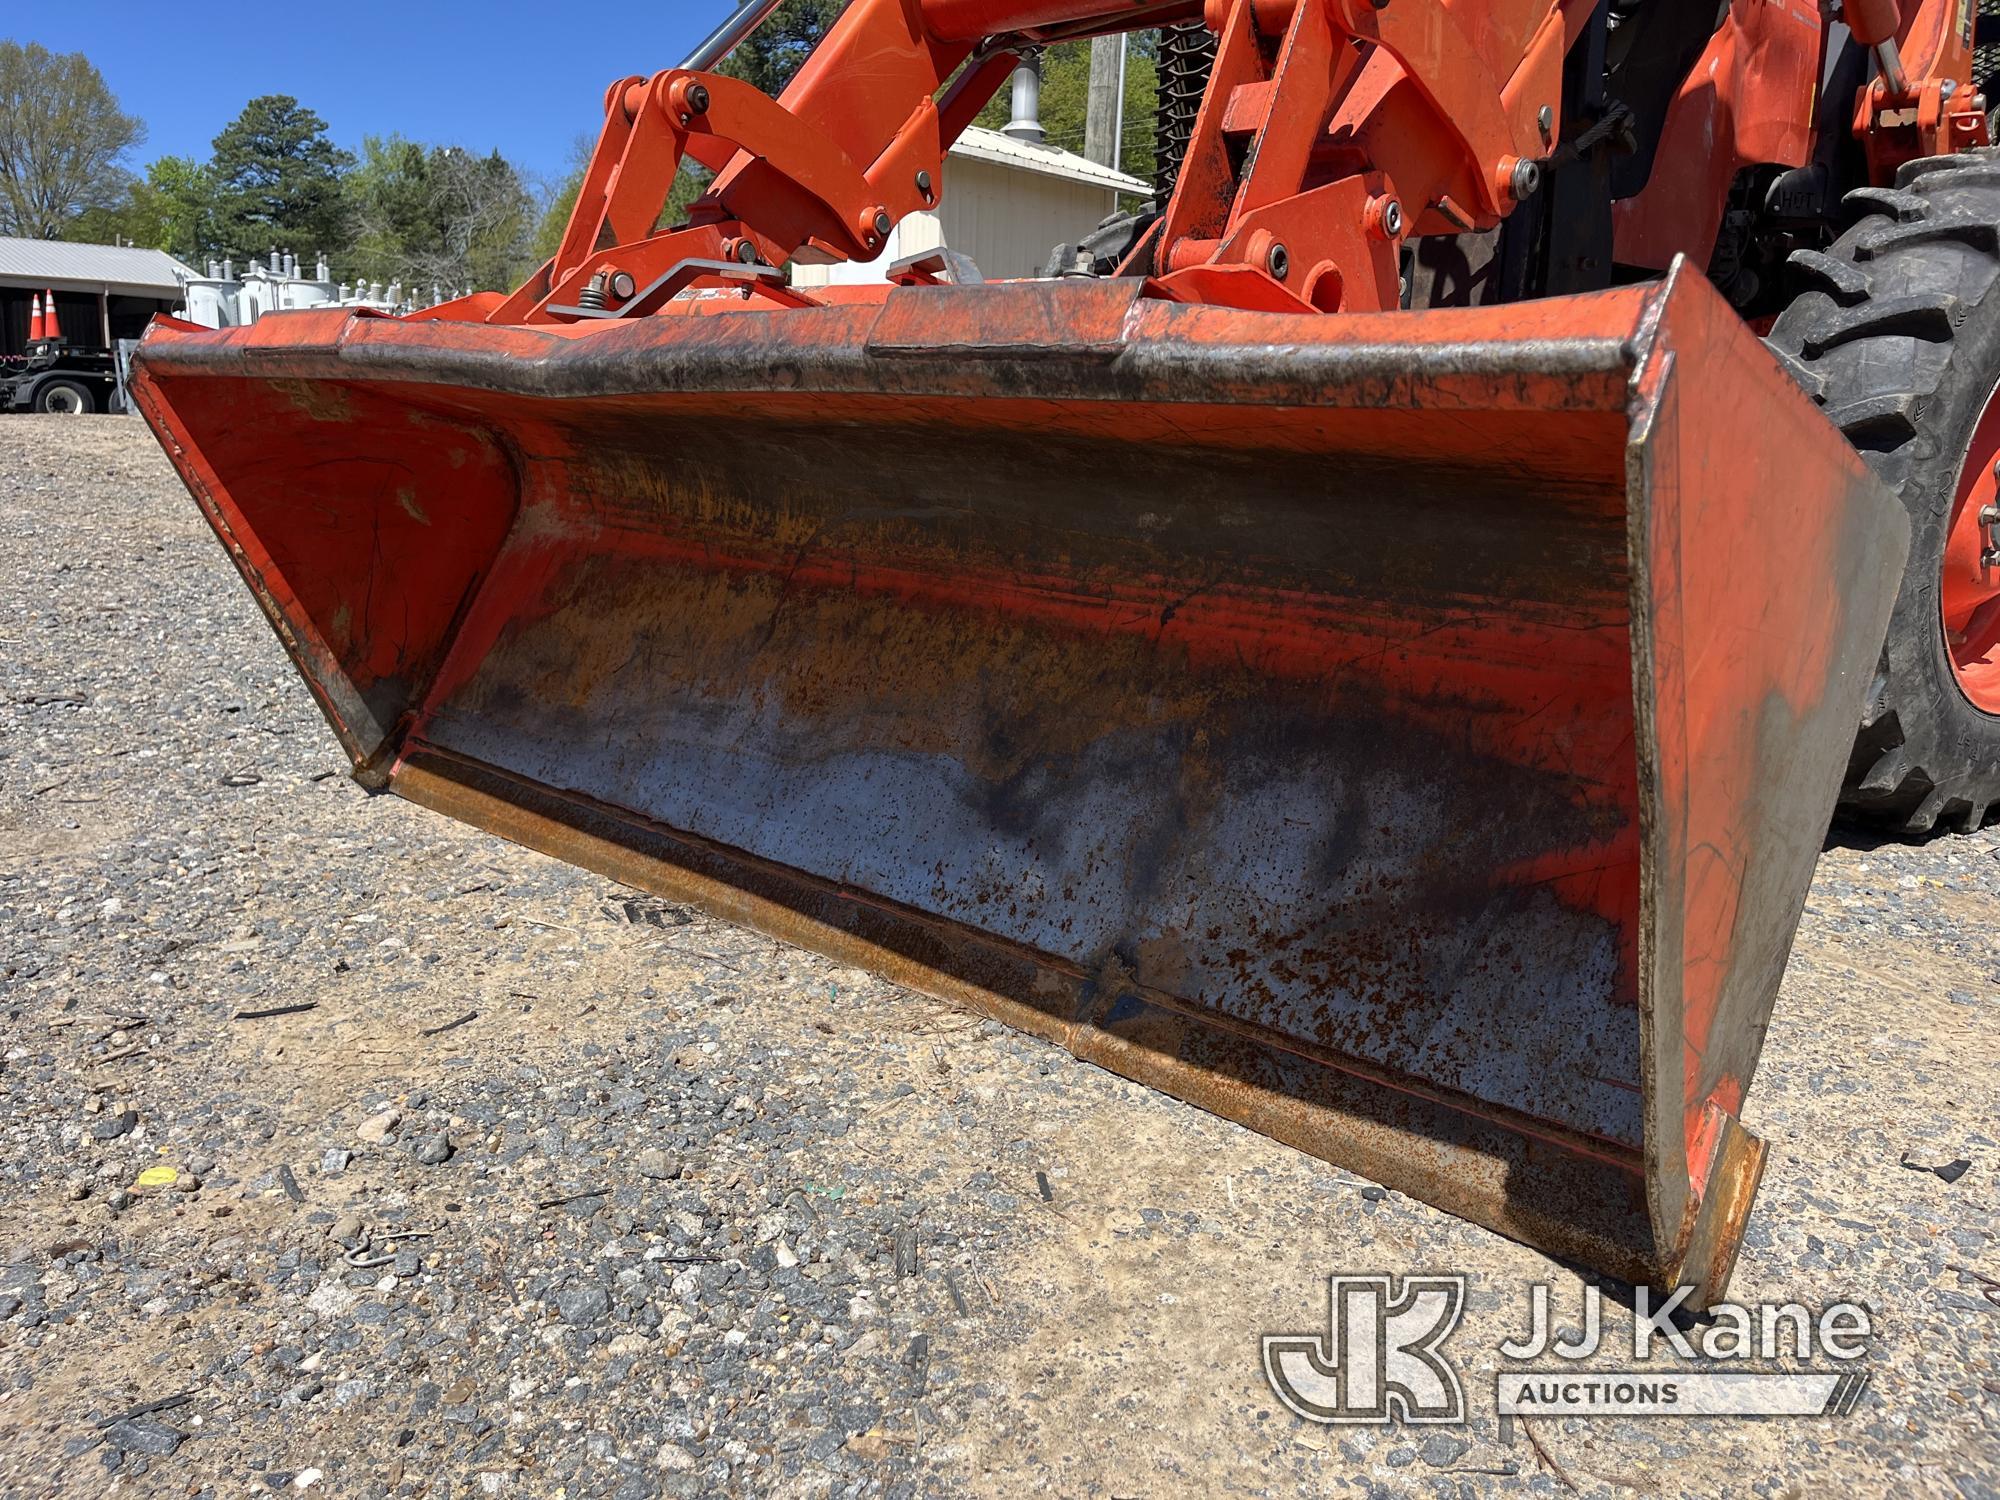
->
[268,378,354,423]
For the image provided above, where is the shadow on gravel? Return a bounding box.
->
[1821,810,1999,852]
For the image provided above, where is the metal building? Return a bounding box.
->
[791,124,1146,288]
[0,239,196,357]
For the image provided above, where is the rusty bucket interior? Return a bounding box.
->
[133,265,1907,1299]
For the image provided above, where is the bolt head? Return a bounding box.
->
[734,239,759,265]
[685,83,712,115]
[874,209,894,238]
[916,170,934,198]
[1266,242,1291,281]
[1381,200,1404,237]
[1537,105,1554,138]
[1511,159,1542,201]
[608,271,635,300]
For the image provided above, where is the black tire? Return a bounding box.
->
[32,378,95,415]
[1767,149,2000,835]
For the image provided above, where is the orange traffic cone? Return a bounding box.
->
[42,291,61,343]
[28,292,44,344]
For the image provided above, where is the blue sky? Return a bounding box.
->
[9,4,717,186]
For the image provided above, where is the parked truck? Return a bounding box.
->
[0,344,117,414]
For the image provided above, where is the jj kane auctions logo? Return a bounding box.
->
[1264,1276,1874,1424]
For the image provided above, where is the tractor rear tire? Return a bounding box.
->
[1768,148,2000,834]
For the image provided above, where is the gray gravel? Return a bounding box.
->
[1,415,1996,1497]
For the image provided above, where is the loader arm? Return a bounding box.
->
[484,0,1594,323]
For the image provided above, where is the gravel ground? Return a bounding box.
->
[1,414,1997,1499]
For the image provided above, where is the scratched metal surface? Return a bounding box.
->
[415,410,1648,1148]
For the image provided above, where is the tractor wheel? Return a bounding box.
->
[1768,148,2000,834]
[32,378,94,415]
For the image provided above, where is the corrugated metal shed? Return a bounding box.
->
[794,127,1149,288]
[946,126,1149,195]
[0,238,197,297]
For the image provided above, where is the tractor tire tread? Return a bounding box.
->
[1845,185,1931,221]
[1800,291,1962,355]
[1769,145,2000,832]
[1853,214,2000,260]
[1785,248,1870,304]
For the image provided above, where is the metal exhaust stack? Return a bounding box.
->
[132,265,1905,1300]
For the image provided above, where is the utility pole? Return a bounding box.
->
[1084,33,1127,171]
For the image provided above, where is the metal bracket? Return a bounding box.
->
[887,247,986,286]
[546,258,820,320]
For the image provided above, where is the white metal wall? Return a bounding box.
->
[790,213,946,288]
[935,157,1119,279]
[791,158,1121,287]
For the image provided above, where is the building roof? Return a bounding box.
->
[947,126,1149,196]
[0,238,198,297]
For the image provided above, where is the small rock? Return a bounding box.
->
[320,1149,351,1176]
[356,1108,401,1145]
[293,1468,324,1490]
[413,1131,452,1166]
[556,1285,610,1326]
[173,1173,202,1194]
[306,1282,356,1320]
[104,1418,182,1457]
[635,1148,677,1181]
[1420,1434,1469,1468]
[654,1443,696,1473]
[845,1430,891,1461]
[91,1109,138,1142]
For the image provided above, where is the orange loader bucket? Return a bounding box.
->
[133,264,1906,1299]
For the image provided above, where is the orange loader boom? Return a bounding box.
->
[139,0,1999,1300]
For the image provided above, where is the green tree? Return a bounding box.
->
[0,41,145,239]
[715,0,850,96]
[210,95,352,260]
[345,136,534,291]
[975,37,1160,189]
[71,155,221,260]
[531,134,712,265]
